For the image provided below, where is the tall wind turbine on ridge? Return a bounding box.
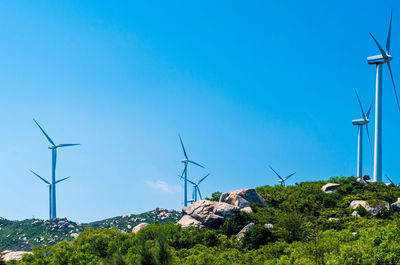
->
[178,135,205,207]
[30,170,70,220]
[368,10,400,182]
[269,166,295,187]
[352,89,373,178]
[33,119,79,219]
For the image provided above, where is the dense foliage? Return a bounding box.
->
[0,209,180,251]
[11,177,400,264]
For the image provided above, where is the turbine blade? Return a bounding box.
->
[285,172,296,180]
[33,119,55,146]
[386,174,395,185]
[30,170,50,185]
[197,187,202,200]
[188,160,206,169]
[366,103,373,119]
[386,10,393,53]
[179,164,187,179]
[57,144,80,148]
[197,173,210,185]
[56,176,70,184]
[354,89,367,121]
[269,165,283,180]
[178,134,188,159]
[186,178,196,185]
[369,32,388,59]
[365,124,374,162]
[387,62,400,112]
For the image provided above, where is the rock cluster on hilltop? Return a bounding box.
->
[321,183,340,193]
[219,188,266,208]
[178,188,266,229]
[356,175,377,185]
[349,200,390,216]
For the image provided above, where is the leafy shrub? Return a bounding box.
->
[220,209,255,237]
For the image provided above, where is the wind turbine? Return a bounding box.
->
[352,89,373,178]
[33,119,79,218]
[368,10,400,182]
[178,134,205,207]
[269,166,295,187]
[180,173,210,203]
[30,170,70,220]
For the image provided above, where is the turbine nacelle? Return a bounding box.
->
[367,54,392,65]
[352,118,370,125]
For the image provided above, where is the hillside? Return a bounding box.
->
[0,208,181,251]
[10,176,400,265]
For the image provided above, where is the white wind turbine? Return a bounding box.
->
[367,10,400,182]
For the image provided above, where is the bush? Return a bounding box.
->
[220,210,255,237]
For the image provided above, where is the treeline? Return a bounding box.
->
[11,177,400,264]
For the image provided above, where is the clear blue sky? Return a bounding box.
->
[0,0,399,223]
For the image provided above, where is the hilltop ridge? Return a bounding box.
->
[0,208,181,251]
[6,176,400,264]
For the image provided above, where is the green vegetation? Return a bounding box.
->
[0,209,180,251]
[205,191,222,202]
[10,177,400,264]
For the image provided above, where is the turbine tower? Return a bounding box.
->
[269,166,295,187]
[352,89,373,178]
[368,11,400,182]
[33,119,79,218]
[178,135,205,207]
[30,170,70,220]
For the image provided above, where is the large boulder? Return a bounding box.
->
[236,223,254,241]
[321,183,340,194]
[391,198,400,212]
[219,189,266,208]
[356,175,377,185]
[1,250,31,262]
[178,200,238,229]
[349,200,390,216]
[132,222,148,233]
[178,215,202,228]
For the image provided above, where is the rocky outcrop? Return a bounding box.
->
[178,200,238,229]
[264,223,274,229]
[1,250,31,262]
[356,175,377,185]
[349,200,390,216]
[132,223,148,233]
[241,207,253,213]
[220,189,266,208]
[351,211,361,217]
[321,183,340,194]
[178,189,267,229]
[236,223,254,241]
[391,198,400,212]
[178,215,202,228]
